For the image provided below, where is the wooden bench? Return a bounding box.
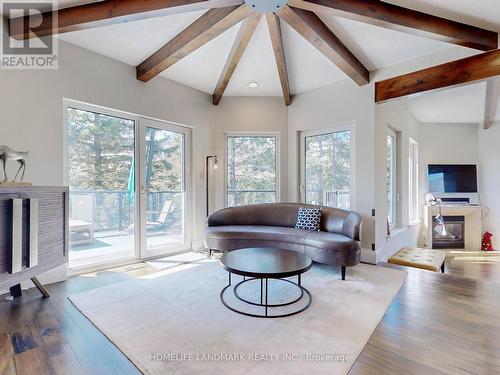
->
[389,248,446,273]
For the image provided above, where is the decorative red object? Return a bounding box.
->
[481,232,494,251]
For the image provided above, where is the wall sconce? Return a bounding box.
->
[206,155,218,216]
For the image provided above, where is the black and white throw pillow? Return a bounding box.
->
[295,207,322,231]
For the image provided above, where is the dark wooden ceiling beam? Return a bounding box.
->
[288,0,498,51]
[9,0,244,40]
[277,5,369,86]
[266,13,292,106]
[136,4,251,82]
[375,49,500,103]
[212,13,262,105]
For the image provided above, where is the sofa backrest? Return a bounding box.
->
[207,203,362,241]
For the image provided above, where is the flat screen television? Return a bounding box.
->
[428,164,478,193]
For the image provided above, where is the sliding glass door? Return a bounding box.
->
[66,103,191,270]
[67,107,137,269]
[140,119,191,258]
[300,127,352,209]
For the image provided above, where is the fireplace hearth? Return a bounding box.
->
[432,216,465,249]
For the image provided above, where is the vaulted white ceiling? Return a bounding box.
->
[0,0,488,98]
[49,0,499,97]
[403,82,500,125]
[389,0,500,33]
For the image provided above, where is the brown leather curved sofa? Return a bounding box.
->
[204,203,362,280]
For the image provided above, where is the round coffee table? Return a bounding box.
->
[219,247,312,318]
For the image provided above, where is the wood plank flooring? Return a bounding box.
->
[1,253,500,375]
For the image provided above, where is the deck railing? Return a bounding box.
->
[306,190,350,209]
[69,190,182,232]
[227,190,276,207]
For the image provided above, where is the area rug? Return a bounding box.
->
[68,260,406,375]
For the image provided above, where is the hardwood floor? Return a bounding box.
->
[1,252,500,375]
[352,253,500,375]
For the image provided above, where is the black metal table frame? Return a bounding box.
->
[220,272,312,318]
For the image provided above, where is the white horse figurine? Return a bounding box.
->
[0,146,29,182]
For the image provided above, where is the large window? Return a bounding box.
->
[386,129,397,227]
[226,134,279,207]
[409,138,419,224]
[301,128,352,209]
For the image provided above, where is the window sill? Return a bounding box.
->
[387,227,405,240]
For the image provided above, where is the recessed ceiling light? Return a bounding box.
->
[248,82,259,88]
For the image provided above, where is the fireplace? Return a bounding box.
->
[432,216,465,249]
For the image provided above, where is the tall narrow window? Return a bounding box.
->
[226,135,279,207]
[302,129,352,209]
[387,129,397,227]
[409,138,419,224]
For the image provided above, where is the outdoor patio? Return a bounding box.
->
[69,190,183,268]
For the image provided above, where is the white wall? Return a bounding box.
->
[287,80,377,263]
[0,35,287,285]
[419,123,479,166]
[210,97,288,212]
[478,125,500,249]
[417,122,500,250]
[375,102,421,261]
[418,123,479,216]
[284,47,477,264]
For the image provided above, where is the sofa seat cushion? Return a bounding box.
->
[249,226,309,243]
[205,225,307,244]
[204,225,256,240]
[303,231,359,253]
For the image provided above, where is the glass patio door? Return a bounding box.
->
[67,106,137,270]
[139,119,191,258]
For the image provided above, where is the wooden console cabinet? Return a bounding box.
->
[0,186,68,297]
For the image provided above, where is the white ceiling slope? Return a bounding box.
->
[388,0,500,33]
[403,82,500,125]
[51,1,500,96]
[404,83,487,124]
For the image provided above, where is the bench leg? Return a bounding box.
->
[208,249,212,259]
[441,262,445,274]
[31,277,50,298]
[341,266,346,281]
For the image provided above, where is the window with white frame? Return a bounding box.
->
[386,129,397,227]
[301,128,352,209]
[409,138,419,224]
[225,134,279,207]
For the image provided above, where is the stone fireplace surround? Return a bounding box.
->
[423,205,482,250]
